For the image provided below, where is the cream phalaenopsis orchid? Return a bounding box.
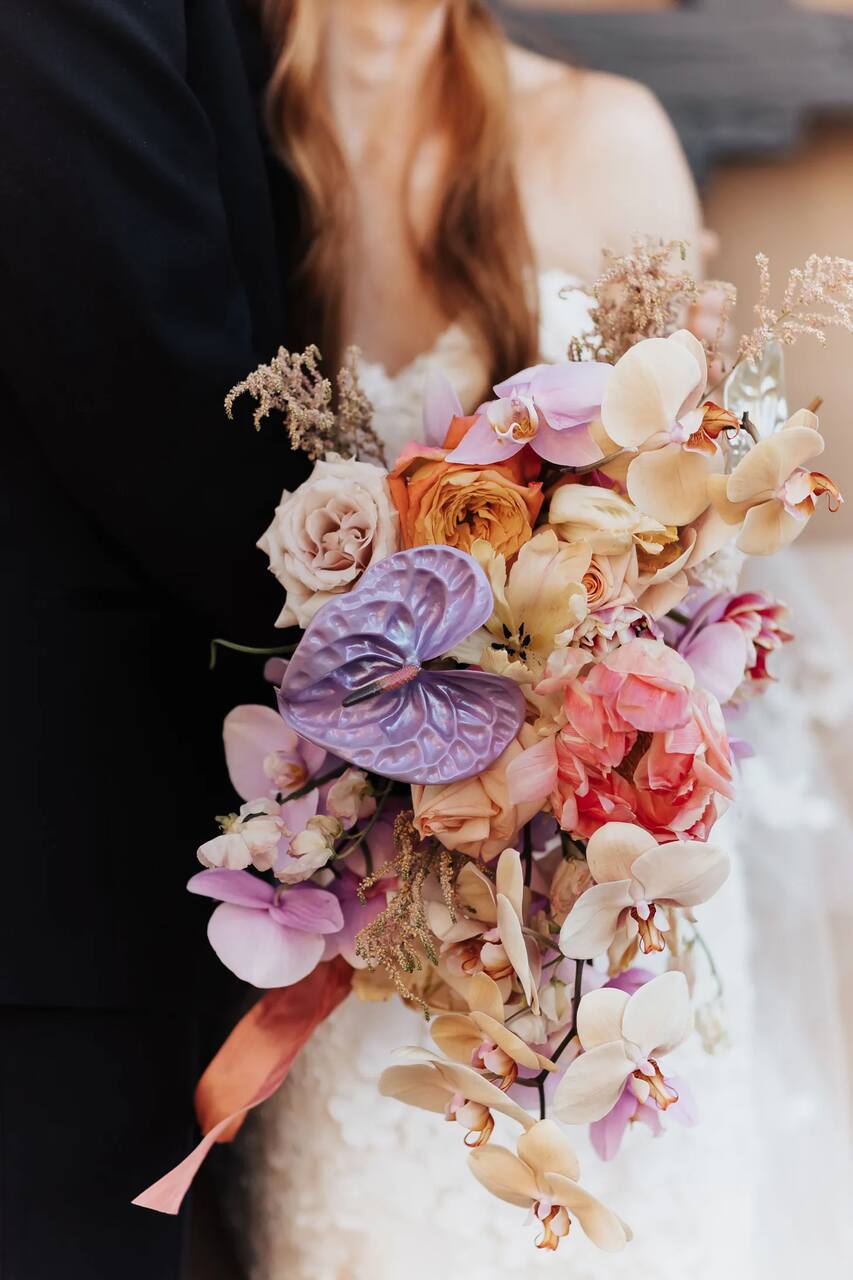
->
[709,409,842,555]
[454,531,588,682]
[552,971,692,1124]
[601,330,738,526]
[468,1120,632,1253]
[430,972,556,1089]
[559,822,730,959]
[548,483,670,557]
[378,1051,533,1148]
[428,849,541,1013]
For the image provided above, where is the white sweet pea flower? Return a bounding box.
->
[468,1120,632,1253]
[326,767,376,828]
[197,797,286,872]
[276,814,343,885]
[559,822,729,959]
[552,971,692,1124]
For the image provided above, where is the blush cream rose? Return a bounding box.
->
[259,454,399,628]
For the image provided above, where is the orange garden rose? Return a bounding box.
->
[388,416,543,560]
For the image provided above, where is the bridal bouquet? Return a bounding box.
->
[138,246,851,1249]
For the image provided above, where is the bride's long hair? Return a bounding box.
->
[262,0,539,385]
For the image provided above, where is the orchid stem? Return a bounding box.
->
[522,824,533,888]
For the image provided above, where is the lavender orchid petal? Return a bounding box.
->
[529,361,613,431]
[187,868,274,909]
[277,547,526,783]
[422,370,463,449]
[273,885,345,935]
[207,902,326,988]
[532,419,601,467]
[445,413,522,465]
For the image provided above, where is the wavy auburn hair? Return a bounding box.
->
[261,0,538,387]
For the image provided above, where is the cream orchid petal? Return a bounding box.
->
[468,972,507,1023]
[430,1059,534,1130]
[517,1119,581,1183]
[468,1144,539,1208]
[497,893,539,1015]
[551,1041,633,1123]
[627,444,713,526]
[496,849,524,919]
[586,821,659,883]
[727,425,823,503]
[736,499,805,556]
[622,970,692,1059]
[602,337,702,448]
[378,1063,454,1114]
[430,1013,485,1065]
[632,841,730,908]
[576,986,630,1049]
[455,862,498,924]
[471,1011,542,1070]
[546,1173,632,1252]
[559,881,632,959]
[706,473,750,526]
[668,328,708,411]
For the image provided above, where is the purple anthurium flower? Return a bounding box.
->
[188,868,343,989]
[277,546,526,784]
[445,361,612,468]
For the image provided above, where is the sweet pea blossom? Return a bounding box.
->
[197,797,288,872]
[601,330,738,525]
[431,973,556,1089]
[378,1052,533,1147]
[559,821,730,959]
[325,767,375,829]
[468,1120,631,1253]
[445,362,613,468]
[277,814,343,885]
[187,868,343,988]
[552,971,692,1123]
[709,409,842,555]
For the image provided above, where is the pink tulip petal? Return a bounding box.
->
[682,621,748,704]
[506,735,557,807]
[207,902,326,988]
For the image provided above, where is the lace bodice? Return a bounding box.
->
[234,275,853,1280]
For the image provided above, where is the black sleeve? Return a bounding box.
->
[0,0,293,625]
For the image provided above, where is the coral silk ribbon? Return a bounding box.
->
[133,957,353,1215]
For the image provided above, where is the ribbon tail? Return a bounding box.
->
[133,957,352,1215]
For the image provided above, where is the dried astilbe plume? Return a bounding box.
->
[225,344,386,466]
[738,253,853,363]
[354,812,463,1011]
[570,237,736,370]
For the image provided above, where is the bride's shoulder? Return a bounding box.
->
[507,49,701,277]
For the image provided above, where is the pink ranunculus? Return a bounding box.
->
[584,638,695,733]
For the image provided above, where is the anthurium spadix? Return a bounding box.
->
[559,821,730,959]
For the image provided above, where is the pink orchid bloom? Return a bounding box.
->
[445,361,612,468]
[559,821,729,959]
[188,868,343,988]
[589,1072,696,1161]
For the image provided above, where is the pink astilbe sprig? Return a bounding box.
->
[738,252,853,364]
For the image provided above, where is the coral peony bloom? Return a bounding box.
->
[559,821,729,959]
[709,408,842,555]
[445,361,613,469]
[258,454,400,628]
[187,869,343,988]
[411,729,541,862]
[601,330,735,525]
[468,1120,631,1252]
[583,638,694,733]
[552,971,692,1123]
[388,434,543,561]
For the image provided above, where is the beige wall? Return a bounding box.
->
[703,122,853,542]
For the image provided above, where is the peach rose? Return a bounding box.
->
[411,726,541,861]
[388,417,542,561]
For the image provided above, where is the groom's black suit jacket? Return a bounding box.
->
[0,0,307,1010]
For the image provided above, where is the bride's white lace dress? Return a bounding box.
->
[237,273,853,1279]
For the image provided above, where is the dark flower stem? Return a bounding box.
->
[516,956,586,1122]
[522,823,533,887]
[279,763,348,804]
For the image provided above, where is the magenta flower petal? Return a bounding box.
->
[187,868,274,909]
[682,621,748,704]
[274,884,344,935]
[206,902,326,988]
[277,547,526,783]
[444,414,523,465]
